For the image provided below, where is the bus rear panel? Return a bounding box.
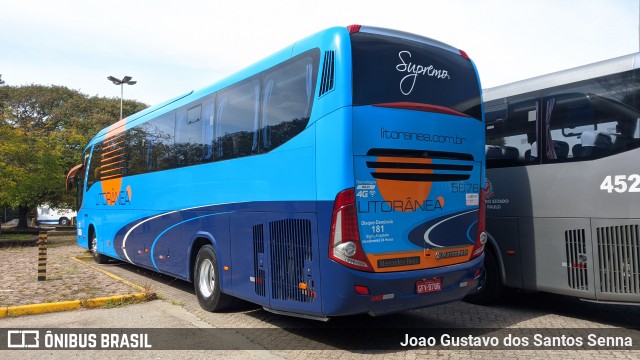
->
[317,27,486,316]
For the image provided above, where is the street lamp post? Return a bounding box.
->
[107,75,137,120]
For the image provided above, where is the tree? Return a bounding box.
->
[0,84,147,228]
[0,125,61,227]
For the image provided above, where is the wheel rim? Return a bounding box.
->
[90,235,98,256]
[198,259,215,298]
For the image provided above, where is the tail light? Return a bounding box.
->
[459,49,471,61]
[471,187,487,259]
[347,24,361,34]
[329,188,374,271]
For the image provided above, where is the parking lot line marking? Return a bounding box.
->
[71,256,147,292]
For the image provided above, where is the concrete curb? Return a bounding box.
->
[0,256,155,318]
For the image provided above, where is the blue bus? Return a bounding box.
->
[67,25,486,319]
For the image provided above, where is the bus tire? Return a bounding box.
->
[59,217,70,226]
[90,230,108,264]
[194,244,233,312]
[464,249,503,305]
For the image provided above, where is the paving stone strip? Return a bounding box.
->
[0,243,142,308]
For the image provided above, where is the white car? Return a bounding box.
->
[37,205,76,226]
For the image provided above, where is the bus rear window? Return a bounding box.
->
[351,32,482,121]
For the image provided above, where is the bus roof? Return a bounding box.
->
[483,52,640,102]
[85,25,351,151]
[85,24,474,152]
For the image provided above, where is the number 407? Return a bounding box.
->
[600,174,640,193]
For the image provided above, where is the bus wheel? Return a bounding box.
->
[464,249,503,305]
[194,245,233,312]
[59,217,70,226]
[90,231,108,264]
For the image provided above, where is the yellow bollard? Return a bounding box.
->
[37,232,47,281]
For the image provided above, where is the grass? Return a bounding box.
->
[140,282,157,301]
[0,233,36,240]
[103,291,156,309]
[97,280,156,309]
[103,298,129,309]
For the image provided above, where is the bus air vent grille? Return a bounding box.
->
[564,229,589,291]
[596,225,640,294]
[269,219,314,303]
[366,148,474,182]
[319,51,335,97]
[252,224,266,297]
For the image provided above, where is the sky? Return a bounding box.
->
[1,0,638,106]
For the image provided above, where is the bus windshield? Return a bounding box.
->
[351,32,482,121]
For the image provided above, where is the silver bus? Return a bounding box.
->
[466,52,640,304]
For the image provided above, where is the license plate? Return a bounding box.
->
[416,278,442,294]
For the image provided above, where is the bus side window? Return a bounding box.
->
[485,98,538,168]
[125,126,149,175]
[552,140,569,159]
[541,83,640,162]
[261,53,319,150]
[543,94,594,163]
[175,104,204,166]
[215,78,261,160]
[201,97,215,162]
[149,113,176,170]
[86,143,102,190]
[580,130,613,158]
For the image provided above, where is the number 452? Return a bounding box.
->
[600,174,640,193]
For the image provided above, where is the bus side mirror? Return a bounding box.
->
[66,164,84,191]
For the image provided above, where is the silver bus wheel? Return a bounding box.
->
[90,230,108,264]
[194,244,233,312]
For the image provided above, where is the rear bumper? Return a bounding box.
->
[320,253,483,316]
